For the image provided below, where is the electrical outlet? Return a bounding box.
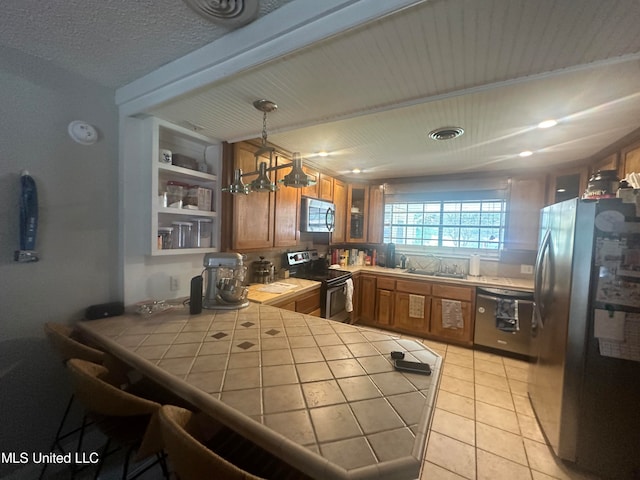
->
[170,276,179,291]
[520,264,534,274]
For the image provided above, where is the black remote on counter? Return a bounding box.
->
[394,359,431,375]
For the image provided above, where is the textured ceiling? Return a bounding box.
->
[0,0,293,88]
[3,0,640,180]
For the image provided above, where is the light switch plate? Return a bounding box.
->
[520,264,534,274]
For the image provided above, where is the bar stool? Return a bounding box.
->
[158,405,311,480]
[66,358,169,480]
[41,323,108,479]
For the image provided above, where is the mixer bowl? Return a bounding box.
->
[216,278,248,303]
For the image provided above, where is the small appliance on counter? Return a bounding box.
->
[252,256,275,284]
[196,252,249,310]
[382,243,396,268]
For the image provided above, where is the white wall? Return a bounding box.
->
[0,46,119,477]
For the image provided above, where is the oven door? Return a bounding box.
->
[324,282,349,322]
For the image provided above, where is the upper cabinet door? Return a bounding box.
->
[332,179,347,243]
[274,156,300,247]
[299,166,319,198]
[592,152,619,174]
[232,142,275,249]
[346,184,369,243]
[367,184,384,244]
[621,141,640,179]
[318,174,334,201]
[505,175,546,251]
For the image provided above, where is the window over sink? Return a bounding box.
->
[383,199,506,250]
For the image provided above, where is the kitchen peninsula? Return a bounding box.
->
[77,303,442,480]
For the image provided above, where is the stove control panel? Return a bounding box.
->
[285,250,318,267]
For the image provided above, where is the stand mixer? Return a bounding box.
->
[201,253,249,310]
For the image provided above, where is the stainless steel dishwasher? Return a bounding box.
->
[474,287,534,357]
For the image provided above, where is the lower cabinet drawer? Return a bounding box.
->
[377,277,396,290]
[432,284,473,302]
[396,279,431,295]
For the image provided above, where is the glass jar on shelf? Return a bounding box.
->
[171,221,193,248]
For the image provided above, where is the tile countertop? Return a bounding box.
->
[245,267,533,306]
[246,278,321,305]
[340,265,534,292]
[76,303,442,480]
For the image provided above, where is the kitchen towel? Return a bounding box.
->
[441,299,463,329]
[409,295,425,318]
[344,278,354,313]
[496,299,519,332]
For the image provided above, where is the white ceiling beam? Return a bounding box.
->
[116,0,427,116]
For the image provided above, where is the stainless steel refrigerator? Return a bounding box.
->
[529,197,640,480]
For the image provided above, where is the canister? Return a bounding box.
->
[157,226,173,250]
[252,257,275,284]
[190,218,212,248]
[171,221,193,248]
[166,181,186,208]
[583,170,619,199]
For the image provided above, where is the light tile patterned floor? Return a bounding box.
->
[409,337,600,480]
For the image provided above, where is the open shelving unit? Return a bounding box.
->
[146,117,222,256]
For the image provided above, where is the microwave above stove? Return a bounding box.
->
[301,197,335,233]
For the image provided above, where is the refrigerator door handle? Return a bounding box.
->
[534,229,551,326]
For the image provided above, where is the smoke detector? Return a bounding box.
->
[428,126,465,141]
[183,0,259,27]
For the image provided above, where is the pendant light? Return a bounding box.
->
[224,168,249,195]
[223,99,316,194]
[282,152,314,188]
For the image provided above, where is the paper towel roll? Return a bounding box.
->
[469,254,480,276]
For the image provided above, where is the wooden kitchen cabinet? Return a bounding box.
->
[354,271,476,346]
[271,288,321,316]
[357,274,377,323]
[332,179,347,243]
[429,284,475,346]
[274,156,300,247]
[376,288,394,326]
[232,142,275,249]
[505,174,546,251]
[393,280,431,334]
[367,184,384,244]
[299,166,320,198]
[295,289,321,315]
[592,152,619,175]
[346,184,369,243]
[546,166,588,205]
[375,276,395,326]
[318,174,334,201]
[620,141,640,179]
[232,142,300,250]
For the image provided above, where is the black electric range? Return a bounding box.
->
[284,250,352,321]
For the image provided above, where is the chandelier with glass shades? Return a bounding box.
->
[223,99,316,194]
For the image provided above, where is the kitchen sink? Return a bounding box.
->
[405,268,467,279]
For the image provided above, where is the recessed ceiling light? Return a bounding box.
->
[351,168,362,174]
[519,150,533,157]
[428,126,464,141]
[538,119,558,129]
[316,151,329,157]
